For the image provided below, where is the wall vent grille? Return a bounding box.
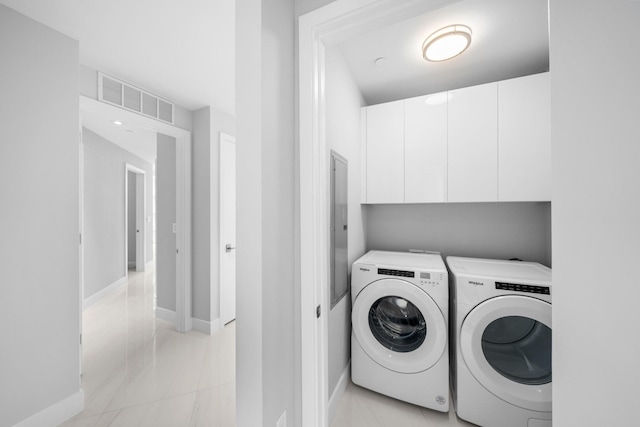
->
[98,72,174,124]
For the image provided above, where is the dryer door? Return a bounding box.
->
[352,278,446,374]
[460,295,552,412]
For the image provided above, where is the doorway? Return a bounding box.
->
[219,133,237,326]
[125,165,146,274]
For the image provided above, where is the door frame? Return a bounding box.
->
[298,0,459,424]
[80,95,193,333]
[124,164,146,273]
[218,132,237,326]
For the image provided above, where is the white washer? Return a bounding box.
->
[351,250,449,411]
[448,256,552,427]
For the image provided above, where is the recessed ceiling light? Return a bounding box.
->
[113,120,123,126]
[125,129,134,133]
[422,24,472,62]
[424,92,453,106]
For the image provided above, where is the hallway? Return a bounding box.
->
[62,265,236,426]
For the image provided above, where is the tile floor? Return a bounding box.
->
[61,264,236,427]
[62,263,472,427]
[331,381,475,427]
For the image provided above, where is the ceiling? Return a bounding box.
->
[82,110,158,163]
[0,0,235,115]
[2,0,549,159]
[1,0,234,163]
[338,0,550,106]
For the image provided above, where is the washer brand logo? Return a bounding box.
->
[359,267,370,272]
[469,280,484,286]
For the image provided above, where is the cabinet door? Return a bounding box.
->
[365,100,405,203]
[404,94,448,203]
[498,72,551,201]
[448,82,498,202]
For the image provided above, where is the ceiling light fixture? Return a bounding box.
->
[422,24,472,62]
[113,120,123,126]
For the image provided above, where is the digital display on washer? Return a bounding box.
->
[420,272,431,280]
[496,282,550,295]
[378,268,415,278]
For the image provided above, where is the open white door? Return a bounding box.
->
[220,133,236,325]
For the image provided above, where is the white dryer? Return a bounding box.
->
[448,256,552,427]
[351,250,449,411]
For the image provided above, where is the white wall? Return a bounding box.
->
[236,0,298,425]
[82,128,154,299]
[0,5,81,425]
[366,202,551,266]
[550,1,640,425]
[156,133,177,312]
[325,46,367,401]
[192,107,212,322]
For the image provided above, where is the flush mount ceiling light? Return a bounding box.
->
[422,24,472,62]
[113,120,123,126]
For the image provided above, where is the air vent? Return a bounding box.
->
[98,72,174,124]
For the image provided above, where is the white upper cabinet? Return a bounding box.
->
[498,73,551,201]
[448,82,498,202]
[404,94,448,203]
[364,100,405,203]
[360,73,550,204]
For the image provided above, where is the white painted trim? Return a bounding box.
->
[299,1,459,425]
[192,317,221,335]
[81,95,192,333]
[328,362,351,424]
[83,276,126,310]
[13,389,84,427]
[155,307,177,324]
[155,308,219,335]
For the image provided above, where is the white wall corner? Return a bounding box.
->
[83,276,126,310]
[13,389,84,427]
[328,362,351,424]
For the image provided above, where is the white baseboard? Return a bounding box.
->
[83,277,126,310]
[14,389,84,427]
[328,361,351,423]
[155,307,176,324]
[155,308,220,336]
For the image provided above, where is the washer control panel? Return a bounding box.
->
[419,271,446,286]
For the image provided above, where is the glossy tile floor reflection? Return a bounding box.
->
[331,380,476,427]
[61,265,236,427]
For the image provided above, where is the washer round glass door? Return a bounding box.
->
[352,278,446,374]
[460,295,552,412]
